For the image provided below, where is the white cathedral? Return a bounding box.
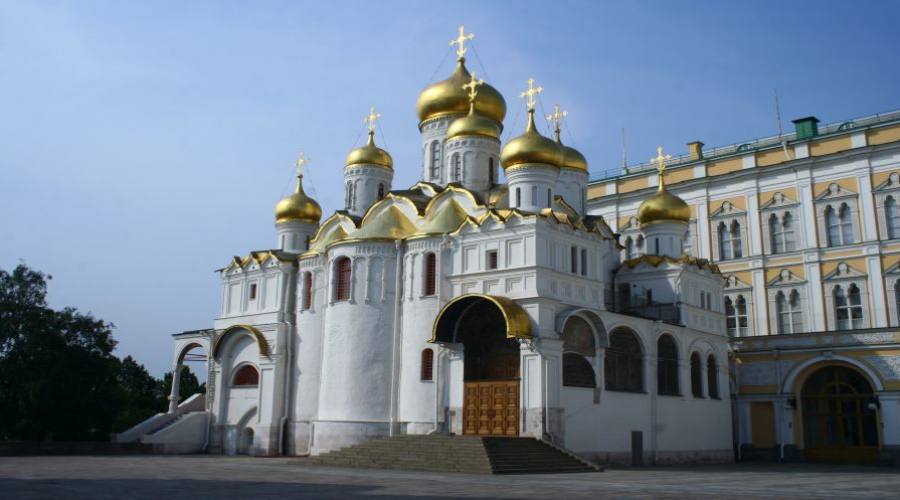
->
[119,29,734,465]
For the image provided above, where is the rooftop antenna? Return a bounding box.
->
[774,89,790,160]
[621,127,628,170]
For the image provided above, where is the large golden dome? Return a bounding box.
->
[501,110,563,169]
[637,182,690,225]
[557,133,588,171]
[447,102,501,140]
[416,58,506,124]
[345,131,393,169]
[275,176,322,224]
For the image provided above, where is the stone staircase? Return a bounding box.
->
[308,435,600,474]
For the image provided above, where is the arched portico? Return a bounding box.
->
[432,294,532,436]
[169,336,211,413]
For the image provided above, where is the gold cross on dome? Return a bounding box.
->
[520,78,543,111]
[546,104,567,137]
[651,146,672,175]
[295,152,309,177]
[450,25,475,59]
[462,72,484,101]
[364,106,381,134]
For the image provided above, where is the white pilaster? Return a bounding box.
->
[857,172,878,242]
[866,252,888,327]
[751,269,768,336]
[747,191,762,256]
[805,260,826,331]
[696,199,711,260]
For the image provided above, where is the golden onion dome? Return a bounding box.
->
[555,131,588,171]
[345,131,393,169]
[275,176,322,224]
[637,177,690,225]
[447,102,501,140]
[416,58,506,125]
[500,110,563,169]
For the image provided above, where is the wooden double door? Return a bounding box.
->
[463,379,520,436]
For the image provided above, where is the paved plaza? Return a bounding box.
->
[0,455,898,499]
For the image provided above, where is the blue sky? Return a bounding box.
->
[2,0,898,376]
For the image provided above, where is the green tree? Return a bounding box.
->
[162,364,207,403]
[113,356,166,432]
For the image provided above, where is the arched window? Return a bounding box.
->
[725,295,749,337]
[690,352,703,397]
[769,214,781,253]
[377,183,385,199]
[488,157,495,185]
[334,257,352,301]
[430,141,441,178]
[420,348,434,381]
[625,237,635,259]
[776,290,803,334]
[657,335,679,396]
[232,365,259,386]
[605,329,643,392]
[887,196,900,239]
[547,188,552,207]
[635,235,644,255]
[515,187,521,208]
[839,204,854,244]
[451,153,461,181]
[562,317,596,388]
[730,221,743,258]
[302,272,313,310]
[349,181,357,211]
[827,203,855,246]
[423,252,437,296]
[345,181,352,209]
[531,185,538,206]
[718,222,732,260]
[782,212,796,251]
[707,355,719,399]
[835,284,864,330]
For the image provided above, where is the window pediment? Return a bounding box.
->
[815,182,857,202]
[760,191,799,210]
[822,261,867,281]
[766,269,806,287]
[724,274,752,291]
[873,172,900,193]
[710,200,746,218]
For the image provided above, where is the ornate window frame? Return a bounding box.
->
[815,182,860,248]
[760,192,802,255]
[710,201,747,261]
[724,275,753,337]
[822,262,870,330]
[884,261,900,327]
[873,172,900,240]
[619,216,643,260]
[766,269,807,334]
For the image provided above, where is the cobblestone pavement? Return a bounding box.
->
[1,455,898,499]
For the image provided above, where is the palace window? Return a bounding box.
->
[429,141,441,178]
[707,355,719,399]
[725,295,749,336]
[718,221,743,260]
[301,272,313,310]
[423,252,437,296]
[690,352,703,397]
[334,257,352,301]
[605,329,643,392]
[451,153,461,181]
[770,213,796,254]
[776,289,803,334]
[887,196,900,239]
[232,365,259,386]
[420,348,434,381]
[656,334,679,396]
[249,283,257,300]
[834,284,864,330]
[562,317,596,388]
[486,250,498,270]
[826,203,855,246]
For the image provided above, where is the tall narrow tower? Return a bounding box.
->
[274,153,321,252]
[444,72,501,195]
[636,147,690,257]
[344,107,393,218]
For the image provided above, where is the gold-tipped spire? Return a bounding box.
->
[637,145,689,225]
[546,104,567,142]
[346,106,393,169]
[500,77,562,169]
[520,77,543,111]
[547,105,587,172]
[462,71,483,103]
[446,71,501,140]
[450,25,475,60]
[275,152,322,224]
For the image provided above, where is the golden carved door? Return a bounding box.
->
[463,380,519,436]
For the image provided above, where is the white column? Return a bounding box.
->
[798,175,818,249]
[747,191,763,256]
[751,269,769,336]
[866,253,888,327]
[168,364,182,413]
[805,262,826,332]
[696,199,711,260]
[858,172,878,242]
[878,393,900,448]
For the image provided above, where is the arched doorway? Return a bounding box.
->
[433,295,532,436]
[801,365,880,462]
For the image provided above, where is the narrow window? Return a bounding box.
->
[718,222,732,259]
[707,355,719,399]
[423,252,437,296]
[488,157,495,185]
[420,348,434,381]
[636,235,644,255]
[731,221,743,258]
[430,141,441,178]
[334,257,352,301]
[700,292,706,309]
[782,213,796,251]
[625,237,634,259]
[725,297,736,336]
[302,272,313,310]
[826,205,840,246]
[833,285,863,330]
[848,284,864,329]
[654,238,660,255]
[769,214,782,254]
[232,365,259,386]
[570,246,578,274]
[249,283,258,300]
[736,296,749,335]
[690,352,703,397]
[604,329,643,392]
[487,250,498,270]
[515,188,521,208]
[839,204,854,244]
[531,185,538,206]
[657,335,679,396]
[452,153,461,181]
[377,183,385,199]
[887,196,900,239]
[547,188,552,207]
[895,281,900,325]
[580,248,587,276]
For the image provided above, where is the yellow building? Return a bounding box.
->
[587,110,900,463]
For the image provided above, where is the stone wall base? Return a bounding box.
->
[586,449,734,466]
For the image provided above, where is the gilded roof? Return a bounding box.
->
[416,58,506,124]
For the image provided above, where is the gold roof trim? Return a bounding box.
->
[212,324,270,359]
[348,205,418,241]
[621,254,721,274]
[409,199,470,238]
[430,293,532,342]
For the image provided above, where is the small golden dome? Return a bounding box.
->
[416,58,506,124]
[447,102,501,140]
[275,176,322,224]
[345,131,393,169]
[501,110,563,169]
[556,133,588,171]
[637,182,690,225]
